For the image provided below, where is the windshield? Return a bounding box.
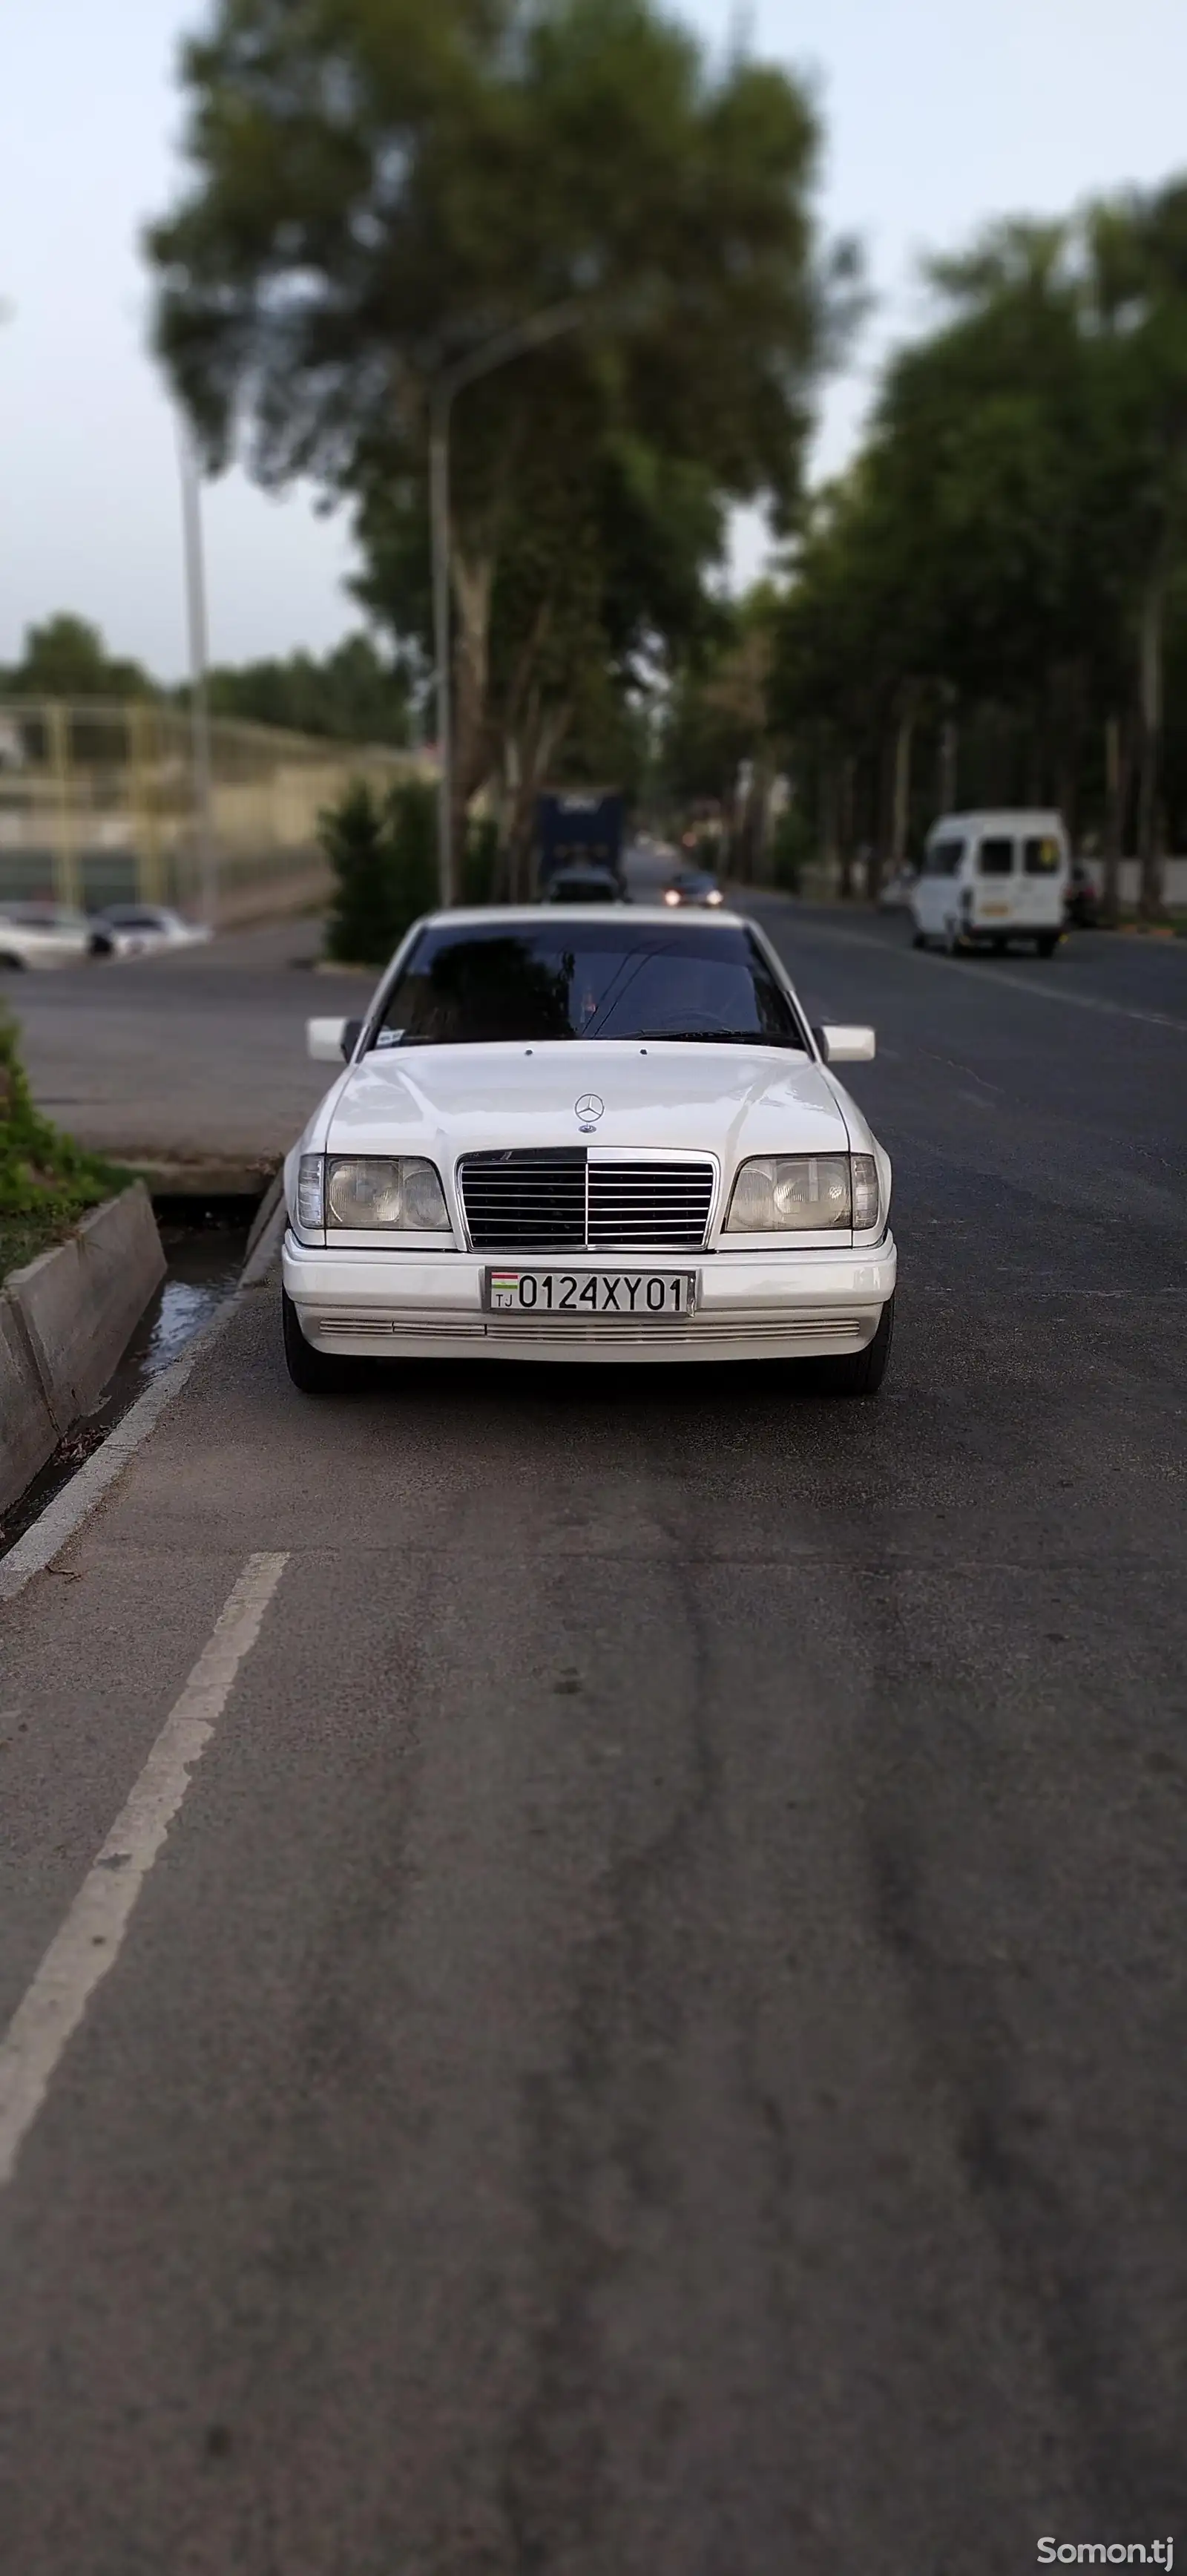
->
[372,921,806,1049]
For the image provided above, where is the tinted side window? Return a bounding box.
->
[1024,836,1062,875]
[978,838,1015,876]
[924,840,964,877]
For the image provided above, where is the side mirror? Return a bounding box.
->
[815,1024,876,1064]
[307,1016,348,1063]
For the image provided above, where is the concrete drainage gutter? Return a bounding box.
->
[0,1184,166,1518]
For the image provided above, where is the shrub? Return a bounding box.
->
[0,1015,123,1277]
[321,780,397,965]
[321,776,440,965]
[386,779,438,935]
[768,807,809,894]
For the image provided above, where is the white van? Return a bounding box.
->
[911,810,1069,957]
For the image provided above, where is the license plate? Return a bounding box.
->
[486,1268,694,1317]
[981,904,1010,918]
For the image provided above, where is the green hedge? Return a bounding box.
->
[321,779,502,964]
[0,1015,125,1281]
[321,779,437,966]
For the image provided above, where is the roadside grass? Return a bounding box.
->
[1111,910,1187,938]
[0,1013,131,1287]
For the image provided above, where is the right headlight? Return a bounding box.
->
[725,1153,880,1233]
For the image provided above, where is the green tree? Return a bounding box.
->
[147,0,846,874]
[659,587,783,871]
[322,776,437,963]
[1081,183,1187,915]
[200,632,412,742]
[12,614,153,701]
[768,214,1166,906]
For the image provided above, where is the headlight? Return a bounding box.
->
[706,888,724,905]
[324,1156,450,1230]
[725,1152,881,1233]
[663,888,680,905]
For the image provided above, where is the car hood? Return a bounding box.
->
[317,1039,855,1164]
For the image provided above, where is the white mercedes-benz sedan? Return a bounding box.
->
[281,906,897,1395]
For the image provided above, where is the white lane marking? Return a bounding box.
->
[936,954,1187,1032]
[749,900,1187,1035]
[0,1550,288,2190]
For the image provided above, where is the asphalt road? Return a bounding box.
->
[1,898,1186,2575]
[4,920,371,1178]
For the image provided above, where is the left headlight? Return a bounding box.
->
[324,1156,450,1231]
[725,1153,880,1233]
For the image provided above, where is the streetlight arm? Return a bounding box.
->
[438,299,591,408]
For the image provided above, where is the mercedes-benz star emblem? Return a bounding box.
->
[575,1094,605,1128]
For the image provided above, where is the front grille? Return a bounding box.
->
[460,1150,587,1251]
[588,1162,713,1248]
[458,1151,714,1252]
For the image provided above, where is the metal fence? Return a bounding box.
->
[0,701,429,924]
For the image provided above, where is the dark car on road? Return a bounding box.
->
[1065,859,1100,929]
[664,868,725,909]
[545,864,625,903]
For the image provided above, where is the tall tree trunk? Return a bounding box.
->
[1135,561,1165,922]
[837,755,856,902]
[1101,712,1128,928]
[866,728,892,905]
[450,540,494,868]
[504,699,572,897]
[745,758,773,884]
[819,748,840,895]
[891,707,914,870]
[938,715,959,814]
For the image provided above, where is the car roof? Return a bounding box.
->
[422,905,748,928]
[930,810,1065,832]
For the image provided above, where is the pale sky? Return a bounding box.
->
[2,0,1186,678]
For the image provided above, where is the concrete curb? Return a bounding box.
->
[0,1186,166,1521]
[0,1195,288,1606]
[245,1167,285,1262]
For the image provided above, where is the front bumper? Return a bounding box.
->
[282,1231,898,1366]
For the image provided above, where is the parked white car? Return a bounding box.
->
[88,905,213,959]
[282,907,897,1396]
[911,810,1069,957]
[0,902,91,969]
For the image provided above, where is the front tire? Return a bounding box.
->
[282,1288,352,1394]
[810,1295,895,1399]
[1036,932,1059,959]
[911,928,927,950]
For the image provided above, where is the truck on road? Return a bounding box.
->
[536,790,625,895]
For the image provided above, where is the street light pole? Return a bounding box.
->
[428,301,589,910]
[429,384,455,908]
[177,419,218,930]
